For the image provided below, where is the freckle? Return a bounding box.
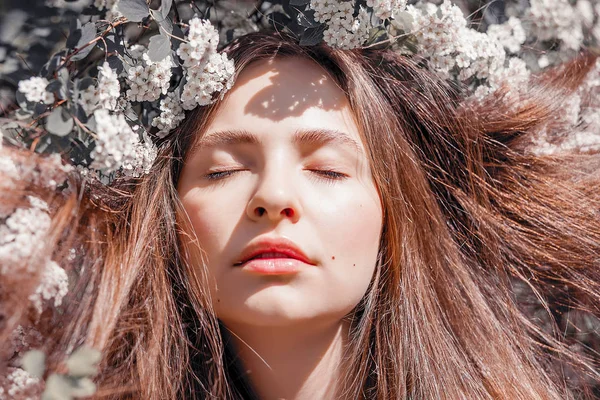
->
[331,256,335,260]
[353,264,356,267]
[217,299,221,303]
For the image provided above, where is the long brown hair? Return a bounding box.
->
[1,31,599,399]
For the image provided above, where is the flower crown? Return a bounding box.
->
[0,0,599,184]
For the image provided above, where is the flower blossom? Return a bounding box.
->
[17,77,54,104]
[29,260,69,314]
[79,62,121,115]
[178,18,235,110]
[152,92,185,138]
[90,109,156,175]
[126,47,173,103]
[392,1,507,88]
[0,368,42,399]
[487,17,526,54]
[367,0,407,20]
[0,197,51,274]
[525,0,583,51]
[310,0,372,49]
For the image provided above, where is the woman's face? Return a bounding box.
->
[177,56,383,328]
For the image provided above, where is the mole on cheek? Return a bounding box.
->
[331,256,335,260]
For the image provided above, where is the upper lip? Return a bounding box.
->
[234,237,315,266]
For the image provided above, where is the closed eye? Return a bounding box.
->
[204,169,348,182]
[308,169,348,181]
[204,169,245,180]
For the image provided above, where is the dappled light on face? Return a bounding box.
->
[239,58,344,121]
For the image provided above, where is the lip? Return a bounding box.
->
[234,237,315,274]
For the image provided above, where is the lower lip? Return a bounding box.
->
[237,258,311,275]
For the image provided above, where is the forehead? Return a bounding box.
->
[203,56,363,148]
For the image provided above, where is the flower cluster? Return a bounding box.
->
[80,61,121,115]
[310,0,372,49]
[0,196,51,275]
[487,17,527,54]
[89,109,156,176]
[17,77,54,105]
[152,92,185,138]
[367,0,407,20]
[126,49,173,103]
[397,2,504,80]
[0,368,41,399]
[526,0,583,51]
[29,260,69,314]
[178,17,236,110]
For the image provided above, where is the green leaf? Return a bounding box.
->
[299,25,326,46]
[66,19,82,49]
[296,9,320,28]
[160,0,172,20]
[150,8,173,35]
[71,23,97,61]
[46,79,62,93]
[21,350,46,378]
[147,34,171,62]
[78,77,95,91]
[46,106,74,137]
[117,0,150,22]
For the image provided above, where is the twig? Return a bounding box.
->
[57,19,128,72]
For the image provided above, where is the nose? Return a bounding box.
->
[246,167,302,224]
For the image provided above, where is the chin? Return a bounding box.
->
[217,295,358,329]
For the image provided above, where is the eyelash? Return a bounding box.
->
[204,169,348,181]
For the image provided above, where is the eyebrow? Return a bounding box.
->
[191,128,363,154]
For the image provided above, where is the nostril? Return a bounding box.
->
[255,207,266,217]
[283,208,294,218]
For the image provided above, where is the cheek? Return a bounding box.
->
[313,183,383,301]
[317,185,382,263]
[180,190,243,264]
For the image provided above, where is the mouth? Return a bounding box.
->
[234,251,308,266]
[233,238,315,275]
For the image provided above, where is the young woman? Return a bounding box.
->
[2,31,600,399]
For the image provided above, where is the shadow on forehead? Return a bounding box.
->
[239,57,346,121]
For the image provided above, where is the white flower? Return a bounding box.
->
[0,198,51,274]
[90,109,144,174]
[152,92,185,137]
[3,368,41,398]
[487,17,526,54]
[126,50,173,103]
[177,17,220,68]
[121,132,158,178]
[309,0,371,49]
[77,62,121,116]
[181,50,235,110]
[526,0,583,51]
[17,77,54,104]
[367,0,407,20]
[29,260,69,314]
[97,61,120,110]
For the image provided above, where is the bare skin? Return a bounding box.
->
[178,57,383,399]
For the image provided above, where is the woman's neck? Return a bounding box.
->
[222,318,352,400]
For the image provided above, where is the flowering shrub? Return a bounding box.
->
[1,0,600,397]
